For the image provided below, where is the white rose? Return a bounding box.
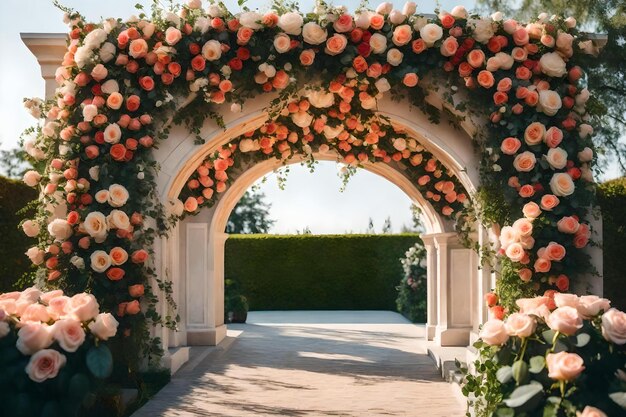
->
[538,90,563,116]
[22,220,40,237]
[273,33,291,53]
[187,0,201,9]
[84,28,107,49]
[83,211,109,242]
[376,2,393,14]
[550,173,576,197]
[26,247,45,265]
[89,166,100,181]
[70,256,85,270]
[108,184,129,207]
[278,12,303,35]
[90,250,111,273]
[169,199,184,217]
[306,90,335,108]
[47,219,72,241]
[291,111,314,128]
[386,48,404,66]
[546,147,568,169]
[578,147,593,162]
[82,104,98,122]
[355,12,372,29]
[101,79,119,94]
[369,33,387,54]
[389,10,406,25]
[202,40,222,61]
[194,16,209,34]
[450,5,468,19]
[491,11,504,22]
[88,313,119,341]
[469,18,495,43]
[375,78,391,93]
[238,11,263,29]
[165,11,180,26]
[419,23,443,45]
[99,42,116,63]
[539,52,567,77]
[23,170,42,187]
[403,2,417,16]
[107,209,130,230]
[238,138,260,153]
[103,123,122,144]
[302,22,327,45]
[206,4,222,17]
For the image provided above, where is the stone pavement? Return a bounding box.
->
[132,311,466,417]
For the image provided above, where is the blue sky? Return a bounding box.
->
[0,0,621,234]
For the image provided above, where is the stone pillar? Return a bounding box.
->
[420,234,438,340]
[21,34,67,99]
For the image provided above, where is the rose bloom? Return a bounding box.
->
[110,247,129,265]
[273,33,291,53]
[16,322,53,355]
[129,39,148,59]
[108,184,129,207]
[467,49,485,68]
[51,319,85,352]
[325,34,348,55]
[513,151,536,172]
[165,27,182,45]
[500,137,521,155]
[505,242,525,262]
[522,202,541,219]
[129,284,145,298]
[299,49,315,66]
[545,242,566,261]
[25,349,66,382]
[47,219,73,241]
[403,73,419,87]
[89,313,119,341]
[524,122,545,145]
[519,268,532,282]
[538,90,563,116]
[479,319,509,345]
[302,22,327,45]
[550,173,576,197]
[66,293,99,322]
[547,306,583,335]
[578,406,608,417]
[534,257,551,273]
[540,194,560,211]
[419,23,443,45]
[392,24,413,46]
[577,295,610,319]
[369,33,387,54]
[504,313,536,337]
[557,216,580,234]
[544,126,563,148]
[440,36,458,56]
[476,70,494,88]
[202,40,222,61]
[546,351,585,381]
[386,48,404,66]
[602,308,626,344]
[513,218,533,237]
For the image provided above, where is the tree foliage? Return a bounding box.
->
[478,0,626,174]
[225,190,276,234]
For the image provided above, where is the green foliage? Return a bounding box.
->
[0,176,37,292]
[597,177,626,310]
[395,241,427,323]
[224,234,421,310]
[225,190,276,234]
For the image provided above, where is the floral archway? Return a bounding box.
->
[4,0,624,415]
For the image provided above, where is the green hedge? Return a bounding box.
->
[598,177,626,311]
[0,176,37,292]
[225,234,421,311]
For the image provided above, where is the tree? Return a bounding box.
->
[366,217,375,234]
[225,190,276,234]
[0,146,29,179]
[401,204,426,233]
[382,216,393,234]
[477,0,626,174]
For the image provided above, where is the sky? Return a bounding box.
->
[0,0,621,234]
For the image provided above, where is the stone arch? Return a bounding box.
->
[150,93,494,357]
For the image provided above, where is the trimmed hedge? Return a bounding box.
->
[225,234,421,311]
[598,177,626,311]
[0,176,37,292]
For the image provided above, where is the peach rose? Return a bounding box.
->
[302,22,327,45]
[547,306,582,335]
[517,297,552,319]
[513,151,536,172]
[546,351,584,381]
[108,184,129,207]
[419,23,443,45]
[109,247,129,265]
[557,216,580,234]
[578,406,608,417]
[477,70,495,88]
[544,126,563,148]
[90,250,111,273]
[106,92,124,110]
[554,293,579,308]
[467,49,485,68]
[524,122,545,146]
[16,322,53,355]
[534,257,551,272]
[504,313,536,337]
[523,202,541,219]
[131,249,149,264]
[126,300,141,315]
[403,73,419,87]
[550,173,575,197]
[88,312,119,341]
[540,194,560,211]
[440,36,458,56]
[299,49,315,66]
[577,295,610,319]
[25,349,66,382]
[273,33,291,53]
[513,218,533,237]
[129,284,145,298]
[21,303,51,323]
[479,319,509,345]
[129,39,148,59]
[538,90,563,116]
[202,40,222,61]
[545,242,566,261]
[65,293,99,322]
[165,27,182,45]
[51,319,85,352]
[107,210,130,230]
[505,242,525,262]
[325,34,348,55]
[602,308,626,344]
[392,24,413,46]
[518,268,532,282]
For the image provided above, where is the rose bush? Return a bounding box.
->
[462,293,626,416]
[0,287,118,416]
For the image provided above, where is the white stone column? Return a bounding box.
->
[420,234,438,340]
[21,34,67,99]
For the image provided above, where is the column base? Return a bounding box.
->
[160,347,190,374]
[187,324,227,346]
[425,324,437,340]
[434,326,471,347]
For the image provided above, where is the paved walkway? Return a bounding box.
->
[133,311,466,417]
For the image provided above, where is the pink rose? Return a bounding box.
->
[554,293,579,308]
[51,319,85,352]
[47,296,70,320]
[522,202,541,219]
[578,406,608,417]
[577,295,610,319]
[545,242,566,261]
[546,351,585,381]
[440,36,458,56]
[20,304,51,323]
[25,349,66,382]
[479,319,509,345]
[65,293,99,322]
[513,151,536,172]
[16,322,53,355]
[547,306,582,336]
[601,308,626,344]
[88,313,119,341]
[504,313,536,337]
[500,137,521,155]
[129,39,148,59]
[165,27,182,45]
[557,216,580,234]
[325,34,348,55]
[392,24,413,46]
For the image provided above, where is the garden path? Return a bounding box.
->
[132,311,466,417]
